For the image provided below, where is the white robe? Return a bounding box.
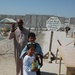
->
[8,27,29,75]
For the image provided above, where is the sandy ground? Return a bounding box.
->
[0,31,73,75]
[0,54,16,75]
[0,54,66,75]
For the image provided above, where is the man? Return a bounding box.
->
[8,19,29,75]
[65,26,70,36]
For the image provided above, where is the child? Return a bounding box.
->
[23,42,38,75]
[20,32,43,75]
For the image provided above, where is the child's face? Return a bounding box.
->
[28,46,35,55]
[28,37,36,42]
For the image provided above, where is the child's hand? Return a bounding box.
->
[31,68,38,72]
[40,63,43,67]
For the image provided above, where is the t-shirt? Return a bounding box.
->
[23,55,36,75]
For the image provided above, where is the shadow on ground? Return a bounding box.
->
[41,71,57,75]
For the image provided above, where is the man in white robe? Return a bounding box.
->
[8,19,29,75]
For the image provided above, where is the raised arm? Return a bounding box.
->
[8,23,15,39]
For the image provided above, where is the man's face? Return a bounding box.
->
[17,19,23,30]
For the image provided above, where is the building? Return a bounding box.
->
[0,14,75,29]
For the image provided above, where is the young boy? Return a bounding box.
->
[23,42,38,75]
[20,32,43,75]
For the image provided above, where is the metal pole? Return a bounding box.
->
[29,15,31,31]
[48,31,53,62]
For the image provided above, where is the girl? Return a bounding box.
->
[23,42,38,75]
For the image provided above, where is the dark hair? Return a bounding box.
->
[27,42,36,50]
[28,32,36,38]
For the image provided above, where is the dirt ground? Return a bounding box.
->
[0,54,16,75]
[0,31,67,75]
[0,54,66,75]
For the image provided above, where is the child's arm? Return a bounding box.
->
[37,54,43,67]
[40,55,43,67]
[19,45,27,58]
[36,43,43,67]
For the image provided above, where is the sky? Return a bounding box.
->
[0,0,75,17]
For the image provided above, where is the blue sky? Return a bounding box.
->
[0,0,75,17]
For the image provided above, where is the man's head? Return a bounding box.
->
[16,19,23,30]
[28,32,36,42]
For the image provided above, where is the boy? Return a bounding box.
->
[20,32,43,75]
[23,42,38,75]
